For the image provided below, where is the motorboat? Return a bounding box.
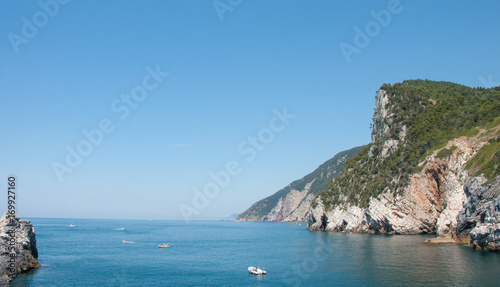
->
[69,224,75,227]
[158,243,169,248]
[122,240,132,244]
[248,266,266,275]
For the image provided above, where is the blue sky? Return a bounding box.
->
[1,0,499,220]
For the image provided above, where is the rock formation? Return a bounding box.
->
[237,146,361,222]
[307,135,489,234]
[240,80,500,252]
[456,177,500,251]
[0,212,40,284]
[307,83,500,252]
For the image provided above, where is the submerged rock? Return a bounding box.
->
[424,237,457,244]
[0,212,40,284]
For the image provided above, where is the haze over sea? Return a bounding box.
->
[11,219,500,286]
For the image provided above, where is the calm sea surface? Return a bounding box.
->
[11,219,500,286]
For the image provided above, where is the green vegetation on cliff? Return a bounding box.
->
[237,146,362,221]
[318,80,500,209]
[436,145,457,159]
[466,136,500,184]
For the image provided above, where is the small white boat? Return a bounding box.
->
[158,243,169,248]
[122,240,132,244]
[248,266,266,275]
[69,224,75,227]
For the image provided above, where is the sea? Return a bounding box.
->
[11,218,500,286]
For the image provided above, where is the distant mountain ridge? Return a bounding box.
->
[236,146,362,222]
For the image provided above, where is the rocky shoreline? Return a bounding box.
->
[457,177,500,251]
[306,87,500,252]
[239,83,500,253]
[307,135,500,252]
[0,212,40,284]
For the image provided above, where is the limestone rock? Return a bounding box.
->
[237,146,361,222]
[456,176,500,251]
[0,212,40,283]
[308,134,500,252]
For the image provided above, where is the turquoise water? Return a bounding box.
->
[11,219,500,286]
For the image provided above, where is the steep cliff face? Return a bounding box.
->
[308,135,486,235]
[0,212,40,284]
[258,181,314,222]
[237,146,362,222]
[457,176,500,251]
[308,81,500,251]
[370,89,407,159]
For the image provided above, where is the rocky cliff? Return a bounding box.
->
[457,176,500,251]
[0,212,40,284]
[307,80,500,252]
[308,134,492,234]
[237,146,362,222]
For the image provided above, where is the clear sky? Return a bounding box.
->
[1,0,499,220]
